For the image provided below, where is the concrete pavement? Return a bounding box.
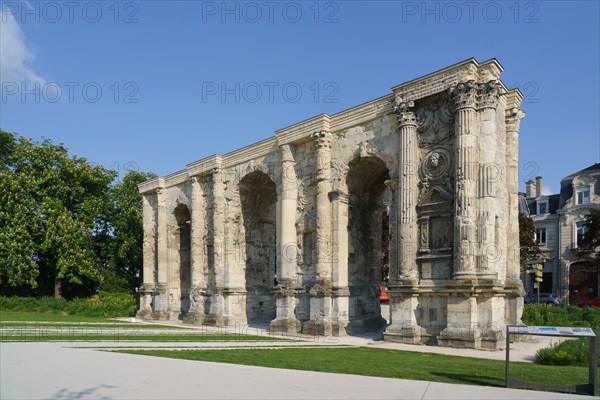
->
[2,342,598,400]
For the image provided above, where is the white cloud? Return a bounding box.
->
[541,185,554,196]
[0,9,45,85]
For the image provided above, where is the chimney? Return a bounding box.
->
[526,180,535,198]
[536,176,542,197]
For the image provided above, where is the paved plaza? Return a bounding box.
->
[1,321,598,400]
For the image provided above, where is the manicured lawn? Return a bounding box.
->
[1,331,290,342]
[120,347,597,391]
[0,321,187,330]
[0,310,117,323]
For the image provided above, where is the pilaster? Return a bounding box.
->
[451,81,478,279]
[304,130,334,336]
[184,176,207,324]
[136,193,156,320]
[204,166,226,326]
[270,143,302,334]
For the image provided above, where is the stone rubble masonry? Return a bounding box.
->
[136,58,525,350]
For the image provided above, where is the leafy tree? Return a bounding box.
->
[578,208,600,270]
[0,131,116,297]
[519,212,541,272]
[103,170,156,292]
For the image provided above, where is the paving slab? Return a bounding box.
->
[2,342,597,400]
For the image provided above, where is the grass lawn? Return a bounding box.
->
[0,321,187,330]
[0,310,117,323]
[119,347,598,391]
[1,328,292,342]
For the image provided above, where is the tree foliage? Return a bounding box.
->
[0,130,153,297]
[578,208,600,269]
[519,212,541,271]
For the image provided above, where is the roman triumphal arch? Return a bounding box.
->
[136,58,525,350]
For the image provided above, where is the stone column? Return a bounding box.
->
[330,189,350,335]
[505,105,526,323]
[270,144,302,334]
[396,100,419,283]
[204,167,225,326]
[184,176,206,324]
[152,187,170,319]
[476,81,503,279]
[136,193,156,320]
[451,81,478,279]
[304,130,334,336]
[438,81,481,348]
[384,101,421,344]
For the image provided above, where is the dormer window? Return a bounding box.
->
[576,186,590,205]
[537,200,548,215]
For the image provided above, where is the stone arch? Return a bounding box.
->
[232,160,278,191]
[173,203,191,318]
[568,261,598,305]
[345,155,391,333]
[238,170,277,326]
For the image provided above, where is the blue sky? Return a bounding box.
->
[1,0,599,195]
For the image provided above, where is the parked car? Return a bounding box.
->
[578,298,600,307]
[524,293,561,306]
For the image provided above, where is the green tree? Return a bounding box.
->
[0,131,116,297]
[103,170,156,292]
[519,212,541,272]
[578,208,600,269]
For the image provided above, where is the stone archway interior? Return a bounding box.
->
[239,171,277,325]
[346,156,390,333]
[173,204,191,317]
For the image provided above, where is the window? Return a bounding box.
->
[535,228,547,245]
[576,221,589,248]
[576,186,590,205]
[537,200,548,215]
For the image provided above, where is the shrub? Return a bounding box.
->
[0,292,137,318]
[535,339,594,366]
[522,304,600,333]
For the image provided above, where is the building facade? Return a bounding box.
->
[523,164,600,304]
[136,58,525,350]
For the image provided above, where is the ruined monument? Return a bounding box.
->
[136,58,525,350]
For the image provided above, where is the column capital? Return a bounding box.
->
[394,99,417,128]
[477,80,504,110]
[450,80,477,110]
[189,176,199,184]
[311,130,332,149]
[505,107,525,132]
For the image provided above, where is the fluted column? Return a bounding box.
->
[396,101,419,283]
[451,81,478,279]
[330,189,350,335]
[153,187,170,319]
[477,81,503,278]
[304,130,334,336]
[185,176,207,324]
[270,143,302,334]
[204,166,225,326]
[136,193,156,320]
[505,105,526,324]
[383,104,421,345]
[505,107,525,282]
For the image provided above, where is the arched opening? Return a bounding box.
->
[346,156,391,333]
[569,262,598,305]
[239,171,277,326]
[173,204,191,318]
